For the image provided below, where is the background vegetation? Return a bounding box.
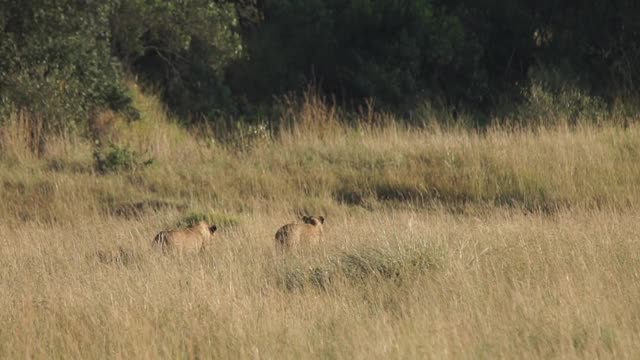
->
[2,0,640,126]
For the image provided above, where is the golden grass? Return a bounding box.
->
[1,209,639,359]
[1,91,640,358]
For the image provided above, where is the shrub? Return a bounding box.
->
[93,143,154,174]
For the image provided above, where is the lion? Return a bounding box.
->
[275,215,325,253]
[152,221,217,254]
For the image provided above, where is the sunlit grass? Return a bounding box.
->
[1,90,640,358]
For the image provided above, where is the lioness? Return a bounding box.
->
[152,221,217,253]
[275,215,325,253]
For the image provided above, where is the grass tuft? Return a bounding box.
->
[177,211,241,228]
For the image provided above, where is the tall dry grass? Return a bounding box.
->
[1,90,640,358]
[1,209,639,359]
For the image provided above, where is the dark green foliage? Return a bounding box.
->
[110,0,242,119]
[0,0,135,129]
[0,0,241,127]
[233,0,640,117]
[231,0,478,111]
[438,0,640,112]
[2,0,640,127]
[528,0,640,97]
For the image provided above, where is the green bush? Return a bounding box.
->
[501,66,608,127]
[93,143,154,174]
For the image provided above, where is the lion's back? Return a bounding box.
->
[152,228,207,252]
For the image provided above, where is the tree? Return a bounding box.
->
[110,0,243,119]
[0,0,130,128]
[230,0,484,111]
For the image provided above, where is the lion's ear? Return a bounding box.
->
[302,216,311,223]
[209,225,218,233]
[318,216,325,224]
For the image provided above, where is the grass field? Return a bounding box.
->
[1,91,640,358]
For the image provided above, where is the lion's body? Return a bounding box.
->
[275,216,325,253]
[152,221,217,253]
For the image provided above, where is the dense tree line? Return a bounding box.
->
[0,0,241,127]
[1,0,640,127]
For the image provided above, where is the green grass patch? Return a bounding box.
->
[176,211,241,228]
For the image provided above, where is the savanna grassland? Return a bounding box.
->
[1,90,640,359]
